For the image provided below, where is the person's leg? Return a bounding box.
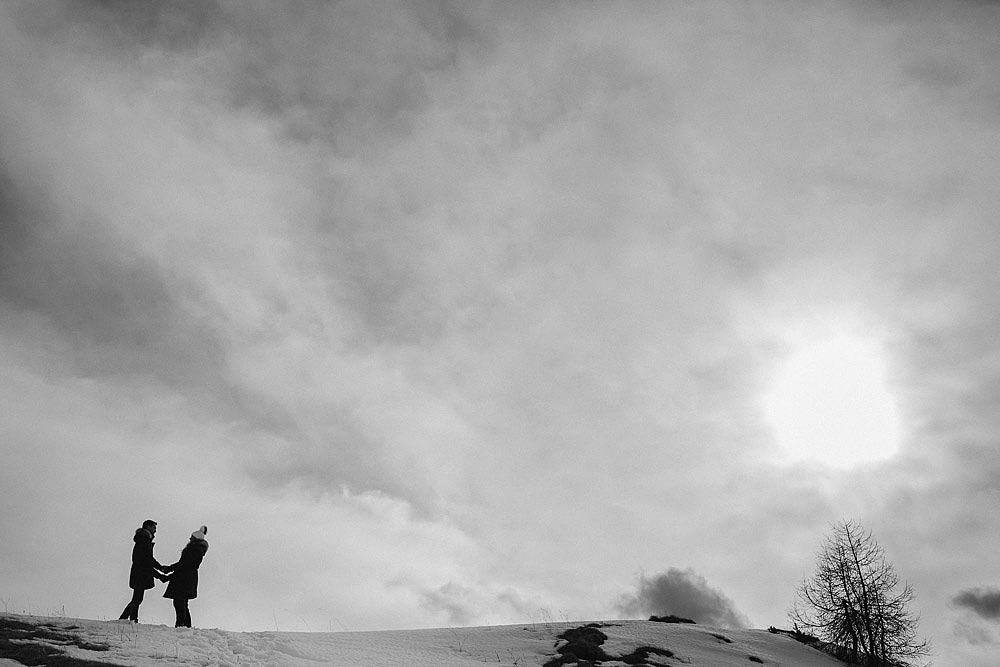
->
[120,588,144,621]
[130,588,145,622]
[182,599,192,627]
[173,598,185,627]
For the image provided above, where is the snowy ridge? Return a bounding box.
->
[0,613,851,667]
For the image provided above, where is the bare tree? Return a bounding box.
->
[790,520,930,667]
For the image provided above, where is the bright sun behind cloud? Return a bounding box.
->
[763,333,901,468]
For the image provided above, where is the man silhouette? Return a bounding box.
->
[119,519,169,623]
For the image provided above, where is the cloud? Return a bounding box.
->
[617,568,750,629]
[389,578,539,628]
[953,587,1000,621]
[416,582,479,626]
[951,588,1000,651]
[3,7,1000,667]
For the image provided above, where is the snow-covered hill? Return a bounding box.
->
[0,613,849,667]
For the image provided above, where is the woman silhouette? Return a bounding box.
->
[163,526,209,628]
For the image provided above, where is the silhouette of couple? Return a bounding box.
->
[119,520,209,627]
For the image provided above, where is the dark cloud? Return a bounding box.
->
[408,580,535,627]
[0,162,226,385]
[417,581,478,626]
[953,587,1000,621]
[951,587,1000,650]
[15,0,225,52]
[239,414,438,513]
[618,568,750,629]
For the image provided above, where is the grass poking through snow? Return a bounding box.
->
[0,616,125,667]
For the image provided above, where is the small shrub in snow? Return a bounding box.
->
[619,645,675,664]
[648,614,696,624]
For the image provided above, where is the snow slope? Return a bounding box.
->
[0,613,848,667]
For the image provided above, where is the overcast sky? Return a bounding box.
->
[1,2,999,666]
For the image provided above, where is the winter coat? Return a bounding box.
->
[128,528,164,591]
[163,537,208,600]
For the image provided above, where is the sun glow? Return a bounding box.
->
[763,333,901,468]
